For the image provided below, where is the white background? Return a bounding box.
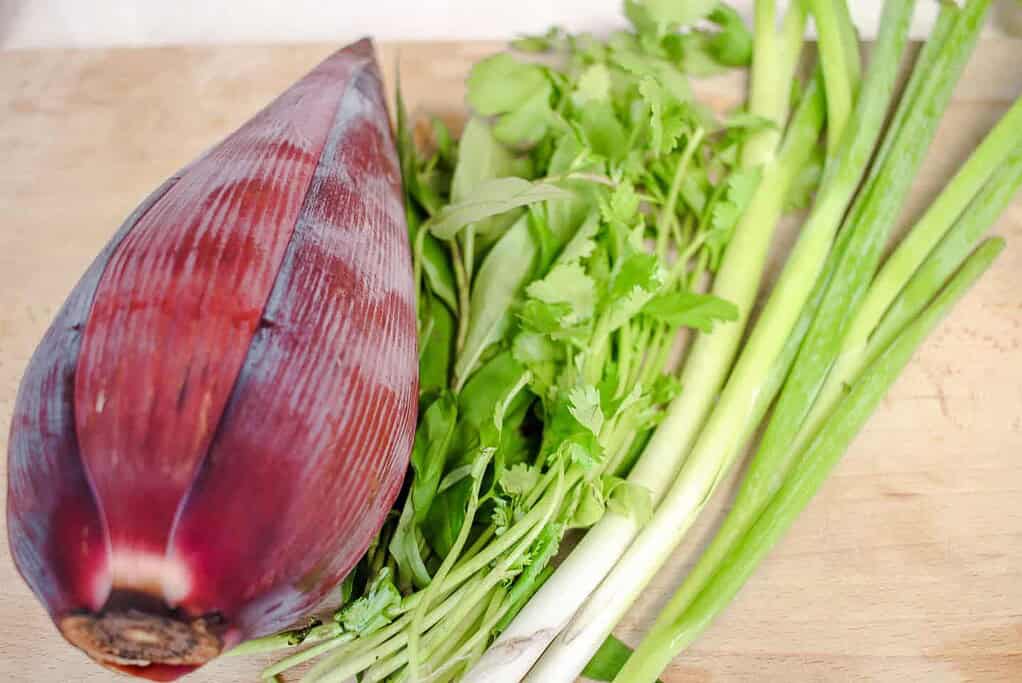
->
[4,1,1019,50]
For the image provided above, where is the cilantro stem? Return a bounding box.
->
[260,632,354,679]
[230,621,343,659]
[407,450,491,680]
[363,467,566,682]
[656,128,705,259]
[303,575,485,683]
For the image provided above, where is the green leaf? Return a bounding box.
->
[500,462,541,497]
[336,568,401,636]
[706,5,754,67]
[638,75,693,155]
[567,384,604,435]
[541,395,601,466]
[574,64,612,104]
[459,352,530,439]
[511,27,561,53]
[526,262,598,323]
[601,249,665,333]
[431,116,456,166]
[582,634,664,683]
[429,177,572,240]
[570,481,606,528]
[642,290,739,333]
[610,251,662,302]
[512,329,564,397]
[389,499,433,590]
[409,393,458,524]
[495,82,554,147]
[512,329,562,364]
[600,181,640,226]
[544,133,597,244]
[566,441,601,473]
[555,211,600,265]
[576,102,629,161]
[423,478,471,558]
[450,118,516,202]
[420,234,458,312]
[467,53,549,115]
[605,478,654,524]
[623,0,659,36]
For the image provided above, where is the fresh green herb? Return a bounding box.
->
[259,3,755,681]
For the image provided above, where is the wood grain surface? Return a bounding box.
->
[1,40,1021,682]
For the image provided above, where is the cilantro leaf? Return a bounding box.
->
[336,568,401,636]
[568,384,605,435]
[642,290,739,333]
[604,477,654,524]
[599,182,640,226]
[500,462,541,497]
[526,262,598,323]
[638,75,693,155]
[570,481,606,528]
[574,64,613,104]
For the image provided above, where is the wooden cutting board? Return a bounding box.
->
[1,40,1020,683]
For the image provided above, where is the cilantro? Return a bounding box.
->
[526,262,598,323]
[643,290,739,332]
[567,384,605,435]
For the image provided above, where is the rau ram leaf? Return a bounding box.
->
[467,53,549,116]
[428,177,572,240]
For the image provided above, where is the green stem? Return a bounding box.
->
[302,575,485,683]
[868,142,1022,363]
[809,0,856,152]
[737,0,987,533]
[407,450,491,680]
[657,129,705,259]
[230,622,343,658]
[261,632,354,679]
[616,239,1004,681]
[793,99,1022,454]
[626,2,986,661]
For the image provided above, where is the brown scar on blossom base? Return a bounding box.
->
[60,610,223,668]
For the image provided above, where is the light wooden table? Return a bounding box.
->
[1,40,1021,682]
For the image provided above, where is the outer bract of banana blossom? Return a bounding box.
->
[6,38,417,680]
